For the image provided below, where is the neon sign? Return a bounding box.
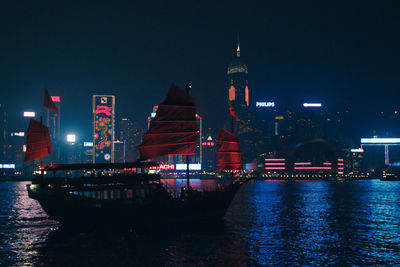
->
[51,96,60,102]
[84,142,93,147]
[95,105,112,116]
[256,102,275,107]
[150,164,175,170]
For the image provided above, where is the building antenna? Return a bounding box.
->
[236,34,240,57]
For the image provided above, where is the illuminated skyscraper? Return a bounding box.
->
[119,118,141,162]
[227,40,249,117]
[93,95,115,163]
[0,104,7,162]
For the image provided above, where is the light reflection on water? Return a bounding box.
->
[1,180,400,266]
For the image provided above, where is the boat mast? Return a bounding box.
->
[40,116,44,178]
[185,82,192,188]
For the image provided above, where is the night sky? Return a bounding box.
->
[1,0,400,140]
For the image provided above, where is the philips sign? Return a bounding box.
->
[256,102,275,107]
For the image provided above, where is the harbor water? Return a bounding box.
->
[1,180,400,266]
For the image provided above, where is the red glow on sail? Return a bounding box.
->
[229,101,240,121]
[138,84,198,159]
[24,119,53,162]
[217,128,242,171]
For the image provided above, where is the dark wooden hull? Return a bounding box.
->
[27,177,243,227]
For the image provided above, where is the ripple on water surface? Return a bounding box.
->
[1,180,400,266]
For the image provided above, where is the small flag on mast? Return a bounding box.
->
[43,88,60,117]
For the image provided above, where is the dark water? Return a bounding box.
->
[1,180,400,266]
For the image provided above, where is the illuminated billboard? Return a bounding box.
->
[256,102,275,107]
[23,111,35,117]
[83,142,93,147]
[361,138,400,144]
[303,103,322,107]
[175,163,202,171]
[51,96,61,102]
[93,95,115,163]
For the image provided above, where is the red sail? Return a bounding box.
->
[217,128,243,171]
[138,84,198,160]
[24,119,53,162]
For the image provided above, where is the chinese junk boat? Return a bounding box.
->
[27,85,245,226]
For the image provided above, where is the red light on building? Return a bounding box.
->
[51,96,60,102]
[202,142,215,146]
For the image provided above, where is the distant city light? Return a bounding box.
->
[0,164,15,169]
[275,116,284,120]
[265,163,285,165]
[66,134,76,143]
[51,96,60,102]
[83,142,93,147]
[256,102,275,107]
[265,167,285,170]
[294,162,311,165]
[23,111,35,117]
[351,148,364,153]
[151,112,156,118]
[23,145,26,152]
[175,163,201,171]
[265,158,286,161]
[361,138,400,144]
[303,103,322,107]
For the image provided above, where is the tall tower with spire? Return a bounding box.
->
[227,40,249,118]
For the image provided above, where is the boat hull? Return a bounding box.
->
[27,180,242,227]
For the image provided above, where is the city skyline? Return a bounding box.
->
[1,1,400,136]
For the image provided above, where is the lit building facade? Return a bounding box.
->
[202,128,217,171]
[93,95,115,163]
[227,42,249,117]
